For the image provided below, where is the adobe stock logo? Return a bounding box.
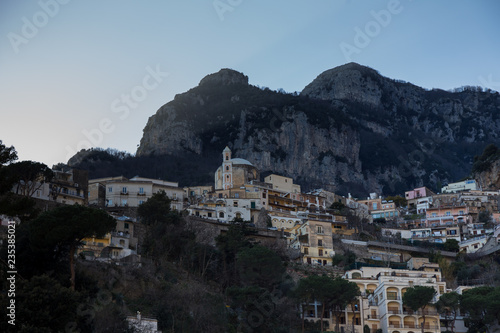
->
[213,0,243,21]
[339,0,404,62]
[64,65,169,162]
[7,0,71,54]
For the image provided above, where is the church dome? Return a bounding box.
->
[230,158,254,167]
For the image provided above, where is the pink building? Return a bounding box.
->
[425,205,472,226]
[405,186,435,200]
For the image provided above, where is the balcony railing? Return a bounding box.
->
[402,310,438,316]
[386,295,401,300]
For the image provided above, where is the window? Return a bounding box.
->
[319,249,323,256]
[234,193,239,198]
[251,201,256,209]
[139,200,144,205]
[173,193,177,199]
[124,223,129,229]
[121,199,127,206]
[432,213,437,217]
[219,212,224,218]
[108,187,113,193]
[318,239,323,247]
[263,193,266,198]
[233,201,238,207]
[122,187,127,194]
[225,155,229,160]
[303,247,309,254]
[317,226,324,234]
[459,210,464,215]
[208,212,212,217]
[446,211,451,216]
[226,166,229,171]
[108,199,113,206]
[373,203,378,210]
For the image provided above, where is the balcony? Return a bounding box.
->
[402,309,438,316]
[111,231,130,239]
[386,295,401,301]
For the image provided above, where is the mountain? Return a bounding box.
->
[72,64,500,196]
[472,144,500,190]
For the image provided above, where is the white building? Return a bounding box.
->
[441,179,478,193]
[127,312,161,333]
[90,176,185,210]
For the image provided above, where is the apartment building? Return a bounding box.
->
[292,219,335,266]
[343,267,445,333]
[90,176,185,210]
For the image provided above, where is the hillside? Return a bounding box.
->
[72,63,500,195]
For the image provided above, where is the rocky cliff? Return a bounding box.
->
[133,63,500,195]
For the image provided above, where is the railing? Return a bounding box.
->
[111,231,130,239]
[366,314,378,319]
[386,295,401,300]
[387,309,401,314]
[402,310,438,316]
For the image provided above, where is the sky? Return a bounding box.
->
[1,0,499,167]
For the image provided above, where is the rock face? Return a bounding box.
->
[475,159,500,190]
[136,65,500,195]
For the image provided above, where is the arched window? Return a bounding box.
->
[226,166,229,171]
[219,212,224,218]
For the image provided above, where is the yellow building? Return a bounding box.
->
[292,219,334,266]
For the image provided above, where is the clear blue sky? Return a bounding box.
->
[1,0,499,167]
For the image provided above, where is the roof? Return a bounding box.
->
[230,158,254,166]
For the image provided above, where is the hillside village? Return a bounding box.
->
[3,143,500,333]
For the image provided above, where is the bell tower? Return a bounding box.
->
[222,146,233,190]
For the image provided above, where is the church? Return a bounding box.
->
[214,146,259,190]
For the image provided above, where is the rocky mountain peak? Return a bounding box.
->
[301,62,395,107]
[198,68,249,87]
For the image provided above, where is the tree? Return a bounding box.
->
[139,190,195,267]
[7,161,54,197]
[137,190,175,225]
[29,205,116,290]
[216,219,254,287]
[236,245,285,290]
[402,286,436,333]
[436,292,460,333]
[328,277,360,333]
[0,140,17,166]
[460,286,499,333]
[330,201,345,211]
[0,274,80,332]
[294,277,318,333]
[438,257,455,289]
[443,239,460,252]
[386,195,407,208]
